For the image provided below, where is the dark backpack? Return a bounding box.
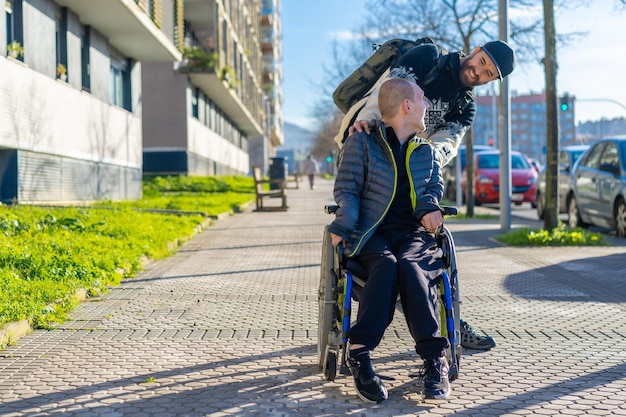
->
[332,37,447,113]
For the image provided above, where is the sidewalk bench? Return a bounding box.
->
[287,173,301,189]
[252,166,288,211]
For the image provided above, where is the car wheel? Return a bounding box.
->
[567,195,587,228]
[536,192,545,219]
[615,198,626,238]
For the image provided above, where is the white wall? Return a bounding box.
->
[0,57,141,169]
[188,118,249,174]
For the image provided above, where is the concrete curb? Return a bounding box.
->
[0,320,31,348]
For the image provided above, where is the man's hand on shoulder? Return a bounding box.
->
[348,120,372,136]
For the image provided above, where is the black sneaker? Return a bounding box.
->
[460,319,496,350]
[346,351,388,403]
[421,357,450,399]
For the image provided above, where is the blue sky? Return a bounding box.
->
[281,1,626,130]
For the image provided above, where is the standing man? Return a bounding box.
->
[329,77,450,402]
[340,39,516,350]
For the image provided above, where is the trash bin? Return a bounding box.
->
[269,157,288,190]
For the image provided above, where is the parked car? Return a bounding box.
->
[461,150,538,206]
[536,144,589,219]
[443,144,493,201]
[567,136,626,237]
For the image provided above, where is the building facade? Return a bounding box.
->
[1,0,182,204]
[473,92,576,163]
[2,0,284,203]
[255,0,283,173]
[142,0,283,176]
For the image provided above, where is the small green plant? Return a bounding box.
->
[182,46,218,69]
[496,222,607,246]
[140,376,157,383]
[6,40,24,58]
[220,65,239,89]
[56,63,67,80]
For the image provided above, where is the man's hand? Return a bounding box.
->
[421,210,444,234]
[348,120,371,136]
[330,233,344,248]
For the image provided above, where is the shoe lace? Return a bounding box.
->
[408,359,441,380]
[461,319,474,332]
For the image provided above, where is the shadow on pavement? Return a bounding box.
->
[503,252,626,303]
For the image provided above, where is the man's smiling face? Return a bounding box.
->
[459,48,499,88]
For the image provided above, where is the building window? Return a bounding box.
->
[5,0,13,42]
[221,19,228,60]
[192,87,199,118]
[6,0,24,61]
[109,54,132,111]
[81,25,91,91]
[56,7,68,79]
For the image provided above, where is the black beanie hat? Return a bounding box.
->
[482,40,516,80]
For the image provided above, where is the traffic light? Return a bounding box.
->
[326,154,332,163]
[559,95,570,111]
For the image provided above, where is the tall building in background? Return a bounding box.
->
[253,0,283,174]
[473,92,577,163]
[142,0,283,176]
[1,0,181,204]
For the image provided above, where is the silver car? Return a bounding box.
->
[567,136,626,237]
[536,145,589,219]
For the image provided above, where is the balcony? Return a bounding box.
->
[54,0,180,61]
[177,49,263,137]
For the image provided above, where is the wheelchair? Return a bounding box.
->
[317,205,461,383]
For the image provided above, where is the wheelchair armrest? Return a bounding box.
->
[441,206,458,216]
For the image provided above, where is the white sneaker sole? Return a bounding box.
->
[353,379,388,404]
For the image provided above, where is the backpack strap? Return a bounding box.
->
[421,49,448,87]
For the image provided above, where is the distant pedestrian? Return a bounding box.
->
[304,155,320,190]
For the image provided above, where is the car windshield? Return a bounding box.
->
[477,154,530,169]
[571,150,586,164]
[512,155,531,169]
[478,154,499,169]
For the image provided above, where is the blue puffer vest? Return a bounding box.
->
[328,121,443,257]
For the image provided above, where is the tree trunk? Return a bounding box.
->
[543,0,560,230]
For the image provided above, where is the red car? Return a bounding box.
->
[461,150,538,206]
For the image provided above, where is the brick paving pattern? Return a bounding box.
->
[1,178,625,416]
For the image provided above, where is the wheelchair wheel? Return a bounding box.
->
[318,226,336,371]
[439,226,461,381]
[323,346,338,381]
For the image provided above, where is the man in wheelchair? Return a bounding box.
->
[327,75,451,402]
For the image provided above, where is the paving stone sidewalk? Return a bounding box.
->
[1,178,625,417]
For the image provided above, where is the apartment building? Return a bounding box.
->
[2,0,285,203]
[1,0,182,204]
[473,91,576,162]
[255,0,283,172]
[142,0,283,176]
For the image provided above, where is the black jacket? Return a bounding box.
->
[335,43,477,167]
